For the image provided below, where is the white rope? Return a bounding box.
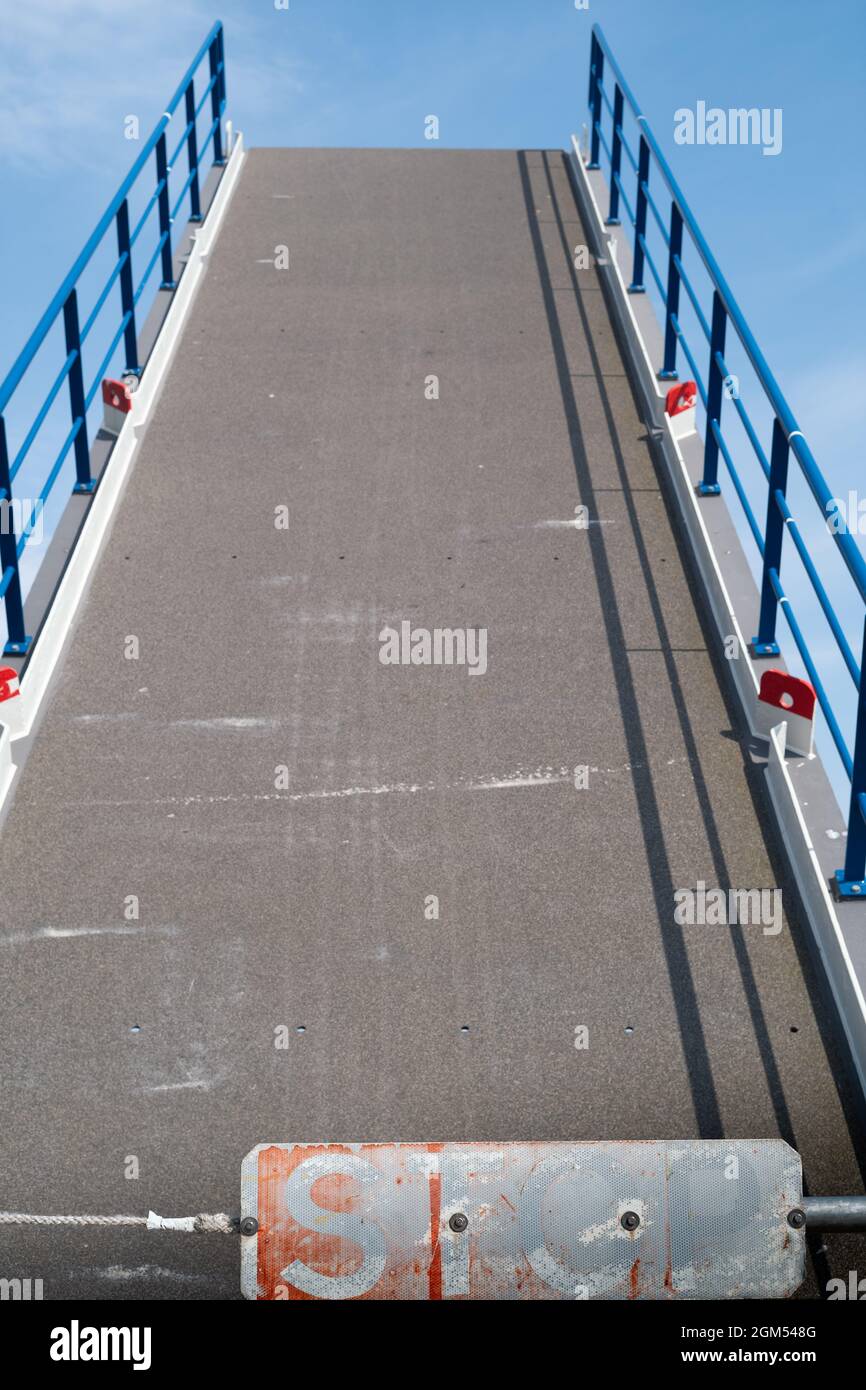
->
[0,1210,235,1233]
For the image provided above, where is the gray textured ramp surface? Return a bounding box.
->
[0,148,863,1300]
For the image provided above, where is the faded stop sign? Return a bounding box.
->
[240,1140,804,1300]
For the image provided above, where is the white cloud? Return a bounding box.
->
[0,0,215,171]
[0,1,309,173]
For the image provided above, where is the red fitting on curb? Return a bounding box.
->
[0,666,21,702]
[665,381,697,417]
[102,378,134,436]
[758,669,817,721]
[756,669,817,757]
[102,379,133,414]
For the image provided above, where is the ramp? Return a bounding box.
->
[1,142,864,1298]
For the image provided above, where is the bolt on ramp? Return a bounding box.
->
[0,148,863,1299]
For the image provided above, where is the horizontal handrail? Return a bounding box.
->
[587,24,866,897]
[0,21,227,662]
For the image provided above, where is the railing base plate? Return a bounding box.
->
[2,636,33,657]
[832,870,866,901]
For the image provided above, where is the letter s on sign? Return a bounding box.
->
[281,1154,386,1298]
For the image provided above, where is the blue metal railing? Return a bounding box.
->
[587,25,866,899]
[0,21,227,660]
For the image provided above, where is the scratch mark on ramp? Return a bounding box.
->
[144,1079,214,1094]
[0,924,178,945]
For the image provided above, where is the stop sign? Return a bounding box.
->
[240,1139,803,1300]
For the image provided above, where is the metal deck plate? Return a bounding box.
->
[241,1140,804,1300]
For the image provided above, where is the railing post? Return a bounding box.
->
[628,135,650,293]
[210,31,225,166]
[185,81,202,222]
[659,203,683,380]
[587,34,604,170]
[837,617,866,898]
[697,290,726,495]
[63,290,93,495]
[0,417,32,656]
[116,199,139,375]
[155,132,176,290]
[752,418,789,656]
[606,84,624,225]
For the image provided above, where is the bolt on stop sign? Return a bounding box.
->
[240,1140,804,1300]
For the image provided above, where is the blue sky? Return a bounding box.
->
[3,0,864,431]
[1,0,864,805]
